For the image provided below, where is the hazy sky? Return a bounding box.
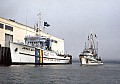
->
[0,0,120,61]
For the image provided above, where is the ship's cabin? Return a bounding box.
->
[24,36,51,50]
[83,48,95,54]
[83,50,90,53]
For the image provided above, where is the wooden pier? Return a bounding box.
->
[0,45,12,65]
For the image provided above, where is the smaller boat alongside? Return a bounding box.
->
[79,32,103,65]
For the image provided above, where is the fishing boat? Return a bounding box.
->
[79,32,103,65]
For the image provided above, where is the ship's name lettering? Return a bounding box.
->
[22,47,35,51]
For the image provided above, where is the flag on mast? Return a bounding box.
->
[44,22,50,27]
[95,34,97,38]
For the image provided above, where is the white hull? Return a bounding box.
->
[10,42,71,64]
[80,56,103,66]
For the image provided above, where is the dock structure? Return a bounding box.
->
[0,45,11,65]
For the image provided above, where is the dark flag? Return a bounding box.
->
[44,22,50,27]
[95,34,97,38]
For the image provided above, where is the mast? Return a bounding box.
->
[96,42,98,57]
[85,42,86,49]
[37,12,42,35]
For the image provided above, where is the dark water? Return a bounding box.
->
[0,62,120,84]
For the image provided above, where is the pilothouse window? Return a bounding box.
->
[84,51,90,53]
[51,39,57,43]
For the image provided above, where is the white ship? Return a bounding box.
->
[10,14,72,65]
[10,36,71,65]
[79,32,103,65]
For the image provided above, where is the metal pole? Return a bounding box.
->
[37,12,42,32]
[96,42,98,57]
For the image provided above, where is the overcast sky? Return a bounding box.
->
[0,0,120,61]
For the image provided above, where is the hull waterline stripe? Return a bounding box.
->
[43,57,70,60]
[19,52,70,60]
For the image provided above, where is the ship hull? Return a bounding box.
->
[79,56,103,66]
[10,42,71,65]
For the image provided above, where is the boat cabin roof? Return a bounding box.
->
[25,36,47,40]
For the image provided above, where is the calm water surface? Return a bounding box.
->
[0,62,120,84]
